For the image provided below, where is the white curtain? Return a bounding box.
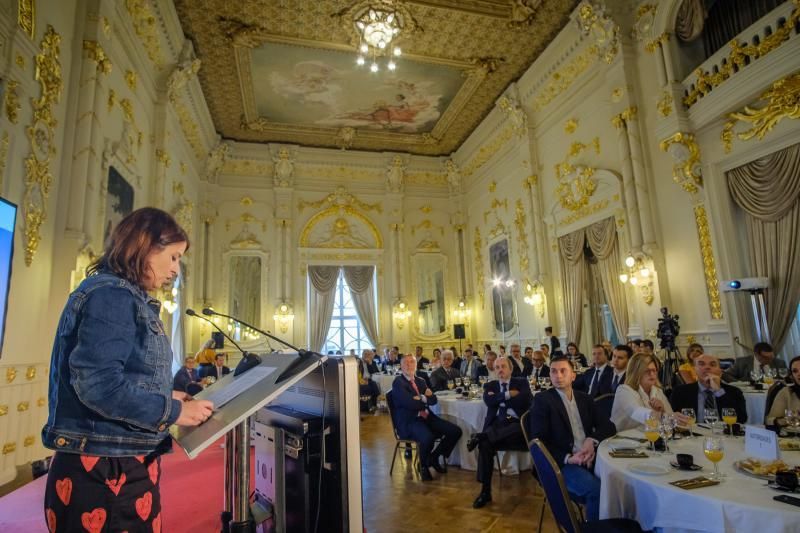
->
[727,143,800,351]
[308,266,340,352]
[586,217,629,342]
[343,266,379,347]
[558,229,587,345]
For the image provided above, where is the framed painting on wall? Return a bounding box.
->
[104,166,134,245]
[489,238,515,333]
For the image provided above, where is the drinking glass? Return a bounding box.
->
[778,368,789,380]
[750,368,763,383]
[763,368,775,385]
[722,408,737,436]
[455,377,462,387]
[681,408,696,439]
[543,378,551,389]
[479,376,487,386]
[704,410,719,427]
[447,380,455,391]
[644,413,660,453]
[659,416,675,453]
[703,436,725,480]
[785,409,800,434]
[463,377,471,387]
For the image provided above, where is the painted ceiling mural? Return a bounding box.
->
[175,0,578,155]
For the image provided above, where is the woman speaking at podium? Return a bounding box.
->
[41,208,213,532]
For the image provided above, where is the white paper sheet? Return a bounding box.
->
[203,366,277,409]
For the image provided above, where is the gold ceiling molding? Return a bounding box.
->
[473,227,485,309]
[4,81,20,124]
[125,0,165,68]
[721,71,800,153]
[174,0,578,155]
[298,186,382,214]
[18,0,34,39]
[23,25,62,266]
[575,1,619,64]
[461,124,515,177]
[531,44,598,111]
[683,0,800,108]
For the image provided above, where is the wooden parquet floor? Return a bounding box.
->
[360,412,556,532]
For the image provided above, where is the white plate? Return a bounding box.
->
[607,438,645,452]
[627,462,671,476]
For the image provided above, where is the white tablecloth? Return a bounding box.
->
[430,394,532,474]
[743,390,768,426]
[374,373,396,395]
[596,429,800,532]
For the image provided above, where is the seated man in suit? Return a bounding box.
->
[201,353,230,382]
[530,349,550,381]
[574,345,614,397]
[390,355,462,481]
[671,354,748,423]
[477,351,498,381]
[173,356,201,393]
[470,357,533,508]
[414,345,431,369]
[723,342,788,382]
[429,350,463,391]
[358,349,381,412]
[460,348,481,382]
[509,343,533,377]
[610,345,632,392]
[528,357,616,521]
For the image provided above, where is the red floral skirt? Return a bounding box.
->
[44,452,162,533]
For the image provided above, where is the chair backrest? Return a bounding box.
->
[593,392,615,422]
[385,390,403,440]
[765,381,786,423]
[529,439,583,533]
[718,357,735,371]
[520,410,531,445]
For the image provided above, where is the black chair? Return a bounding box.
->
[529,438,647,533]
[593,393,615,422]
[385,390,421,477]
[520,410,546,531]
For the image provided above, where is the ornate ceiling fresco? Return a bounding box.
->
[174,0,578,156]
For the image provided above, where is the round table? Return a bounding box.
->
[374,373,397,395]
[596,429,800,532]
[430,393,532,474]
[728,383,768,425]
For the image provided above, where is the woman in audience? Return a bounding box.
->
[430,348,442,369]
[766,355,800,427]
[678,343,704,384]
[611,353,687,431]
[195,338,217,364]
[566,342,588,368]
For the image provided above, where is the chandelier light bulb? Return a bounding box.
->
[387,60,396,70]
[370,62,379,72]
[625,255,636,268]
[357,21,365,30]
[369,9,377,20]
[360,43,368,53]
[378,39,386,49]
[394,46,401,56]
[629,276,639,286]
[505,279,514,288]
[532,293,543,305]
[356,56,365,65]
[619,273,629,283]
[387,13,394,23]
[640,267,650,278]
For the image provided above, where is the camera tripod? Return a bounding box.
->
[658,345,683,392]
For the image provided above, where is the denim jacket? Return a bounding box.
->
[42,271,182,456]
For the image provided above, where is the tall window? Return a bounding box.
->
[324,271,371,355]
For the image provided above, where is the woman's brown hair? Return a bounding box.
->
[88,207,189,287]
[623,352,662,390]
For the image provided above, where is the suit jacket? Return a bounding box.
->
[575,365,614,397]
[669,382,748,423]
[417,356,430,368]
[611,371,626,392]
[390,374,438,437]
[528,387,616,463]
[476,364,491,378]
[482,377,533,430]
[201,364,230,380]
[172,367,199,392]
[723,356,787,382]
[509,356,533,377]
[429,366,462,391]
[530,364,550,380]
[460,358,481,381]
[452,357,463,372]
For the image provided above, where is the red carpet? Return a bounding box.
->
[0,439,253,532]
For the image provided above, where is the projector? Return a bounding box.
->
[720,277,769,292]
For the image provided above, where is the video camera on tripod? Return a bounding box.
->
[656,307,680,350]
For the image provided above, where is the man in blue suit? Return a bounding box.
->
[470,357,533,508]
[172,356,200,392]
[460,348,481,382]
[527,357,616,521]
[575,345,614,397]
[391,355,462,481]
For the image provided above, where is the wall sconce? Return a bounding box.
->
[619,254,655,305]
[160,285,178,315]
[522,279,546,317]
[453,299,471,321]
[393,300,412,329]
[273,302,294,334]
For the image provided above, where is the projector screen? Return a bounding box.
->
[0,198,16,356]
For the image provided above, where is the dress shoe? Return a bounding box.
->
[419,467,434,481]
[472,492,492,508]
[466,433,484,452]
[429,455,446,474]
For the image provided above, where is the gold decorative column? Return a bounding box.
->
[659,132,723,320]
[611,111,643,250]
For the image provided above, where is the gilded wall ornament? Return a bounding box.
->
[657,92,673,117]
[23,25,62,266]
[559,199,608,226]
[444,159,462,194]
[4,81,20,124]
[564,118,578,134]
[473,227,485,309]
[721,71,800,153]
[298,186,381,214]
[6,367,16,383]
[694,205,723,319]
[513,199,530,276]
[497,96,527,137]
[659,132,702,195]
[0,132,9,191]
[17,401,29,412]
[508,0,543,27]
[336,127,356,150]
[554,138,600,212]
[386,156,405,193]
[0,405,7,416]
[16,55,26,69]
[125,70,137,91]
[632,3,657,42]
[644,33,669,53]
[3,443,15,455]
[299,206,382,249]
[167,42,201,102]
[82,40,112,74]
[532,45,598,111]
[125,0,164,67]
[272,147,294,187]
[18,0,34,39]
[26,366,36,380]
[24,436,35,447]
[575,1,620,64]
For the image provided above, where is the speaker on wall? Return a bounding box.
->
[212,331,225,349]
[453,324,466,339]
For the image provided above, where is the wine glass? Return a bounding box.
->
[763,368,775,385]
[447,380,455,391]
[543,377,551,389]
[703,436,725,480]
[785,409,800,434]
[778,368,789,380]
[721,408,737,436]
[659,415,675,453]
[750,368,763,383]
[681,408,696,439]
[644,413,660,453]
[455,377,462,387]
[704,409,719,427]
[479,375,487,386]
[463,376,471,387]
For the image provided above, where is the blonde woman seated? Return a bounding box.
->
[678,343,704,384]
[611,353,689,431]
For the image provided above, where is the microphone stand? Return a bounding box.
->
[201,308,323,383]
[186,309,262,377]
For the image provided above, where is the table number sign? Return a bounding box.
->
[744,425,780,460]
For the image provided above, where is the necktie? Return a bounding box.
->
[588,369,599,395]
[498,383,508,419]
[409,379,428,419]
[704,390,716,422]
[612,374,620,390]
[534,367,539,379]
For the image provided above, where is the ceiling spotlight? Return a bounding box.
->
[387,61,396,70]
[370,62,379,72]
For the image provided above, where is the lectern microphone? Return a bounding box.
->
[185,308,262,376]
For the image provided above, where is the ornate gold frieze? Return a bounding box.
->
[694,204,723,320]
[82,40,112,74]
[513,199,530,276]
[532,45,598,111]
[17,401,29,412]
[644,32,669,53]
[125,70,137,91]
[576,1,619,64]
[299,205,382,248]
[6,367,16,383]
[26,366,36,380]
[298,186,381,214]
[659,132,702,195]
[554,138,600,212]
[721,71,800,153]
[473,227,485,309]
[405,171,447,187]
[24,436,35,447]
[23,25,62,266]
[559,199,608,226]
[125,0,164,67]
[4,80,20,124]
[18,0,34,39]
[657,92,673,117]
[0,405,7,416]
[564,118,578,134]
[684,1,800,107]
[3,442,15,455]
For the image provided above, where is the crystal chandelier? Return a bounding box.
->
[354,5,403,72]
